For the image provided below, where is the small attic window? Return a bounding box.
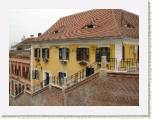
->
[54,30,59,34]
[82,23,96,29]
[87,24,94,28]
[124,23,135,29]
[52,26,64,34]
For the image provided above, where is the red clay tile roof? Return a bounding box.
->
[34,9,139,42]
[15,37,36,47]
[11,37,37,50]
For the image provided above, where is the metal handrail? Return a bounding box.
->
[32,79,50,93]
[50,58,139,89]
[65,62,101,87]
[119,58,139,72]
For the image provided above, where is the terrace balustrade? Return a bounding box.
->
[31,57,139,94]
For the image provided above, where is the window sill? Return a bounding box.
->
[78,60,88,65]
[34,57,40,62]
[60,59,68,63]
[96,62,101,65]
[43,58,49,63]
[96,61,110,64]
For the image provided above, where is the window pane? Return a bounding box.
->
[66,48,69,60]
[77,48,89,61]
[77,48,81,61]
[63,48,66,60]
[42,48,45,58]
[100,47,110,62]
[38,48,40,58]
[34,49,37,57]
[96,48,101,62]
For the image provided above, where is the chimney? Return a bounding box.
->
[30,35,34,38]
[21,35,26,41]
[38,33,42,37]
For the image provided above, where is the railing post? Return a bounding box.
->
[101,56,107,70]
[115,58,118,71]
[49,76,52,88]
[63,78,67,90]
[13,81,16,96]
[31,84,35,94]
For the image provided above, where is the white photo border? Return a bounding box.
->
[0,0,148,116]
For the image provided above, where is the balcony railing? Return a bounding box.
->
[32,79,50,93]
[31,58,139,93]
[51,76,63,88]
[119,58,139,72]
[65,62,101,88]
[50,62,102,89]
[49,58,139,90]
[106,58,117,70]
[106,58,139,72]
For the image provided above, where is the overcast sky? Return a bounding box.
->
[9,9,139,46]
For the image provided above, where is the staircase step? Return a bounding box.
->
[32,86,49,96]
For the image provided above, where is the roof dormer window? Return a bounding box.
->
[52,26,64,34]
[86,24,94,28]
[82,23,96,29]
[54,30,59,34]
[53,29,61,34]
[124,23,135,29]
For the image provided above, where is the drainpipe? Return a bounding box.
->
[121,38,124,60]
[119,38,124,71]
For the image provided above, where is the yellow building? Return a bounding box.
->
[30,9,139,92]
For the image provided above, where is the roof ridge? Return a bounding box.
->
[60,9,98,19]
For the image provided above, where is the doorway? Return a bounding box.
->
[58,72,67,85]
[44,72,50,86]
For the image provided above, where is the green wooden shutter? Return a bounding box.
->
[96,48,101,62]
[59,48,62,60]
[122,45,125,60]
[138,46,139,62]
[86,48,89,61]
[47,48,49,58]
[34,49,37,57]
[77,48,81,61]
[66,48,69,60]
[32,70,35,79]
[106,47,110,62]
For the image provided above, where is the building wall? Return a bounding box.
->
[31,39,138,87]
[124,44,139,59]
[9,57,31,95]
[31,43,115,86]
